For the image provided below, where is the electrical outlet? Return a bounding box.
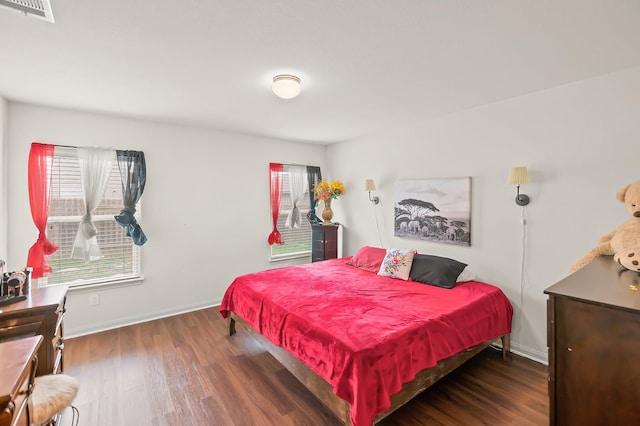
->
[89,293,100,306]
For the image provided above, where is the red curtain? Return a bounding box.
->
[268,163,284,245]
[27,143,58,278]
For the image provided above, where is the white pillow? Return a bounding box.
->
[377,248,417,281]
[456,267,479,282]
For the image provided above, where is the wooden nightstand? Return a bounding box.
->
[311,224,340,262]
[0,335,43,426]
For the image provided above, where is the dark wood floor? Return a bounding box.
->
[60,307,548,425]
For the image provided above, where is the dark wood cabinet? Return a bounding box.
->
[311,225,339,262]
[544,256,640,426]
[0,335,42,426]
[0,286,67,377]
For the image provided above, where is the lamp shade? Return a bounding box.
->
[508,166,530,185]
[272,74,301,99]
[365,179,376,191]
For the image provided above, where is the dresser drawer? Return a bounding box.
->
[0,321,42,342]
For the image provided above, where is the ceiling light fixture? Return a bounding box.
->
[272,74,301,99]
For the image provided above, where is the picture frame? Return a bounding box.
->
[394,177,471,246]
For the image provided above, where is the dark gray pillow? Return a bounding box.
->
[409,254,467,289]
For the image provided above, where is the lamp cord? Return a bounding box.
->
[373,202,384,247]
[516,206,527,343]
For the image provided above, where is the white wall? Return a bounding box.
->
[5,103,326,336]
[0,97,7,264]
[5,66,639,362]
[328,66,640,362]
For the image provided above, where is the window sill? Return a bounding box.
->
[270,253,311,263]
[53,276,145,294]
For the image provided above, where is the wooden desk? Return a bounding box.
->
[0,286,67,377]
[545,256,640,425]
[0,336,43,426]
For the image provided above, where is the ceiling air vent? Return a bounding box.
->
[0,0,54,23]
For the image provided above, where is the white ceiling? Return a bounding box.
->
[1,1,639,144]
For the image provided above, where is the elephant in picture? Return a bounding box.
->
[408,220,421,233]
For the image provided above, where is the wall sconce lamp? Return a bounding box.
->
[272,74,301,99]
[365,179,380,204]
[508,166,531,206]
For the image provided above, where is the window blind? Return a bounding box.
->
[41,147,141,286]
[270,165,312,259]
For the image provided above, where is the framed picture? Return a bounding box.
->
[394,177,471,246]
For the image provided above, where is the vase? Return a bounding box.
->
[322,198,333,225]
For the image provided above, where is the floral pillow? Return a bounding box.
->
[377,248,417,280]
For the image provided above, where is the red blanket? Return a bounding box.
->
[219,258,512,426]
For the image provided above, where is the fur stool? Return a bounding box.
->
[31,374,79,426]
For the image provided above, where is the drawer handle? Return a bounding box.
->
[54,313,65,335]
[20,382,35,396]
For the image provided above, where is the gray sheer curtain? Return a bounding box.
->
[114,150,147,246]
[285,165,308,229]
[71,147,115,261]
[306,166,323,224]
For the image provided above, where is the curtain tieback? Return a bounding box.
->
[80,213,98,238]
[114,207,136,226]
[114,208,147,246]
[291,204,301,228]
[36,233,59,255]
[268,229,283,245]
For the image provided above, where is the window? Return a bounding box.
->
[270,165,313,260]
[41,147,141,287]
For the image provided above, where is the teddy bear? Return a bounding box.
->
[570,180,640,273]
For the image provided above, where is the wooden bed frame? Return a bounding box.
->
[227,311,510,425]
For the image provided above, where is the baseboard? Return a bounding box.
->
[65,298,221,338]
[492,340,547,365]
[512,341,547,364]
[66,301,550,367]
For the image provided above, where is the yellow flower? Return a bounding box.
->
[314,180,345,200]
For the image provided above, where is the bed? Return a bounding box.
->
[219,247,513,425]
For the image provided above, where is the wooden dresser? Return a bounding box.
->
[0,335,43,426]
[0,286,68,377]
[545,256,640,425]
[311,224,339,262]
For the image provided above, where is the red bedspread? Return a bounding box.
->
[219,258,513,426]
